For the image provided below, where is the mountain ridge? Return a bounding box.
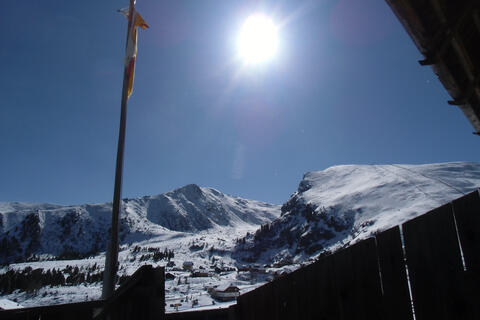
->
[0,184,280,264]
[234,162,480,263]
[1,162,480,309]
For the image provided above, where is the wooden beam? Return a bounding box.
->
[418,0,477,66]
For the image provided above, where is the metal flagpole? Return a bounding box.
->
[102,0,135,300]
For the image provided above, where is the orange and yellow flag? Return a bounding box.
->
[119,4,149,98]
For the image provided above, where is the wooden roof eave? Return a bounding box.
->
[386,0,480,134]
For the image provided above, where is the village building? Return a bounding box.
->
[182,261,194,270]
[191,270,210,277]
[210,283,240,301]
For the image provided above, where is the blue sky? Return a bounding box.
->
[1,0,479,206]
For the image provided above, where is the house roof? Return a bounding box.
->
[386,0,480,133]
[0,299,23,310]
[215,283,239,292]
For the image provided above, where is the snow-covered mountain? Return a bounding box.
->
[2,162,480,310]
[235,162,480,263]
[0,184,280,265]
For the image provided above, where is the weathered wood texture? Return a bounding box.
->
[314,255,340,320]
[376,226,413,320]
[230,190,479,320]
[331,238,383,320]
[166,306,235,320]
[452,191,480,271]
[403,203,466,320]
[235,239,384,320]
[452,190,480,319]
[385,0,480,133]
[96,265,165,320]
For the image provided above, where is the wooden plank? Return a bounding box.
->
[288,271,301,320]
[314,254,341,320]
[273,276,285,320]
[255,283,268,320]
[236,288,255,320]
[254,283,268,320]
[349,238,383,320]
[166,308,231,320]
[246,285,259,320]
[376,226,413,320]
[332,238,383,320]
[332,246,354,320]
[269,280,280,320]
[267,278,281,320]
[403,203,466,320]
[253,282,267,320]
[235,290,247,320]
[251,285,262,320]
[452,190,480,319]
[278,272,295,320]
[264,277,282,320]
[227,305,237,320]
[297,263,316,320]
[452,190,480,271]
[290,269,307,320]
[235,293,246,320]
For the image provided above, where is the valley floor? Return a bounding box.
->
[0,227,298,313]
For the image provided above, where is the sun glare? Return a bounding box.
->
[237,14,278,64]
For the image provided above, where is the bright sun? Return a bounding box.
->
[237,14,278,64]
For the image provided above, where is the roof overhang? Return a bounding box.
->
[386,0,480,134]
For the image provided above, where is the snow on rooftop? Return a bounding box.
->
[0,299,23,310]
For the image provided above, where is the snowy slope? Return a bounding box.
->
[235,162,480,263]
[128,184,278,232]
[2,162,480,309]
[0,184,280,264]
[0,184,280,310]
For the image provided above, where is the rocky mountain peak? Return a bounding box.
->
[235,162,480,264]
